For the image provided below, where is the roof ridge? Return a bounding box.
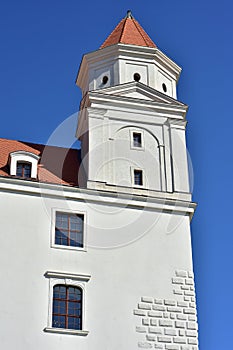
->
[0,138,79,151]
[132,18,154,47]
[118,17,127,44]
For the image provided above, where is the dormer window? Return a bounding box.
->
[16,162,32,178]
[9,151,40,179]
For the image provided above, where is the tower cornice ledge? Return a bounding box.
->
[76,44,182,89]
[84,91,188,121]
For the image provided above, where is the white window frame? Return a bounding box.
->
[10,151,40,178]
[44,271,90,336]
[130,130,145,150]
[51,208,87,252]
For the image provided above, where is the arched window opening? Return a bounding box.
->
[52,285,82,330]
[16,162,32,178]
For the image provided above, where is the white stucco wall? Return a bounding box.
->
[0,182,196,350]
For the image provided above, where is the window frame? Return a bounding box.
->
[130,130,145,151]
[44,271,90,336]
[51,209,87,252]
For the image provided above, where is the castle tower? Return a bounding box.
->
[76,11,189,198]
[75,10,199,350]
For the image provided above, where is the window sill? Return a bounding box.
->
[44,327,89,336]
[51,244,86,252]
[130,146,145,151]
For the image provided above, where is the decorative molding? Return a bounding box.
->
[45,271,91,282]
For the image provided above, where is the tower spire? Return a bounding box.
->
[100,12,156,49]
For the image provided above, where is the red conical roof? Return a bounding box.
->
[100,11,156,49]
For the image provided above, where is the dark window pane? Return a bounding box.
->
[133,132,142,147]
[68,317,81,330]
[134,170,143,186]
[16,162,31,178]
[52,315,66,328]
[52,285,82,330]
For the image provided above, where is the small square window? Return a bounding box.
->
[55,212,84,248]
[16,162,32,178]
[134,169,143,186]
[133,132,142,148]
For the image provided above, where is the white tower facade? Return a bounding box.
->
[0,11,199,350]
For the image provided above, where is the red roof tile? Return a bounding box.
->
[0,138,80,187]
[100,11,156,49]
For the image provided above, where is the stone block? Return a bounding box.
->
[148,327,163,334]
[188,338,198,345]
[152,305,166,311]
[176,314,187,321]
[173,337,186,344]
[136,326,147,333]
[159,320,173,327]
[139,303,152,310]
[148,311,163,318]
[157,336,172,343]
[186,322,197,330]
[186,330,197,337]
[173,289,183,295]
[185,279,193,285]
[142,297,154,303]
[176,270,188,278]
[146,334,156,342]
[142,318,150,326]
[150,319,157,326]
[164,300,176,306]
[138,342,153,349]
[172,278,184,285]
[183,308,196,315]
[167,307,182,313]
[177,301,188,308]
[165,345,179,350]
[134,309,147,316]
[175,321,185,328]
[164,329,177,336]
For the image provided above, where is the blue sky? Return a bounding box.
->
[0,1,232,349]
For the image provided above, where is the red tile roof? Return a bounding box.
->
[0,138,80,187]
[100,11,156,49]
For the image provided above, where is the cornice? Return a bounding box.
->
[0,176,196,220]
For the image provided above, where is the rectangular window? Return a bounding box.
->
[134,169,143,186]
[55,212,84,248]
[16,162,32,178]
[133,132,142,148]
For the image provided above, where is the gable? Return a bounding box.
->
[97,82,185,106]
